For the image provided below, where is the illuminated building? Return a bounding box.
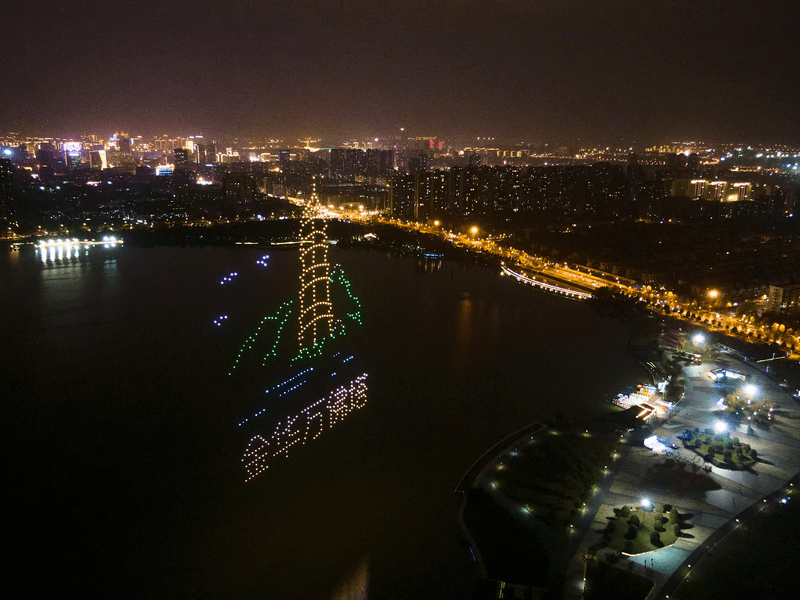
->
[223,172,256,204]
[689,179,707,198]
[365,149,393,177]
[408,152,428,174]
[62,141,83,170]
[206,142,217,164]
[117,136,131,154]
[388,172,418,219]
[732,182,752,202]
[0,157,13,227]
[330,148,366,178]
[768,283,800,314]
[89,150,107,170]
[36,143,56,171]
[174,148,189,169]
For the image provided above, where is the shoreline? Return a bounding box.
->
[457,325,800,599]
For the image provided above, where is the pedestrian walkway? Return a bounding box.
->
[456,348,800,599]
[562,352,800,599]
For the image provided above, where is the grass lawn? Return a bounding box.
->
[490,431,618,530]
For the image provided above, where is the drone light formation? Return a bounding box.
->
[298,208,333,357]
[242,373,369,481]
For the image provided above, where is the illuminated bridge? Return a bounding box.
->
[501,265,593,300]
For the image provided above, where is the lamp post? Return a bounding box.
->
[708,289,720,310]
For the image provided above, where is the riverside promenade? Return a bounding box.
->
[459,345,800,599]
[560,350,800,599]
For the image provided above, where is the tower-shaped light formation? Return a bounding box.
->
[298,206,333,356]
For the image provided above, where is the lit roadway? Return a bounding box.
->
[290,201,796,358]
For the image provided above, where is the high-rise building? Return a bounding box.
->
[0,157,13,228]
[388,173,418,220]
[330,148,366,178]
[768,284,800,314]
[63,142,83,170]
[223,172,257,204]
[174,148,189,169]
[365,149,393,177]
[89,150,107,170]
[408,152,428,174]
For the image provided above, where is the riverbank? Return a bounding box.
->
[457,316,800,600]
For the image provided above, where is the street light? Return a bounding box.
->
[470,226,478,236]
[708,289,719,299]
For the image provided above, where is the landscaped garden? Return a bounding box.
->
[602,503,691,555]
[721,393,777,429]
[489,431,618,530]
[680,428,758,469]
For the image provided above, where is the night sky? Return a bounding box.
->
[2,0,798,144]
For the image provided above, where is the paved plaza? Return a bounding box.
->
[469,346,800,599]
[562,351,800,599]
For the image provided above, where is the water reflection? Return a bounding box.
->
[415,256,443,273]
[450,296,474,375]
[36,241,119,268]
[332,559,369,600]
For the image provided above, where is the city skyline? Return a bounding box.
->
[1,1,798,145]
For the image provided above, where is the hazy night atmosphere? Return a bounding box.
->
[3,2,800,600]
[1,0,799,143]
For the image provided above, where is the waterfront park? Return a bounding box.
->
[458,327,800,600]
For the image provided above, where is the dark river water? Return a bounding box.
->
[2,242,646,599]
